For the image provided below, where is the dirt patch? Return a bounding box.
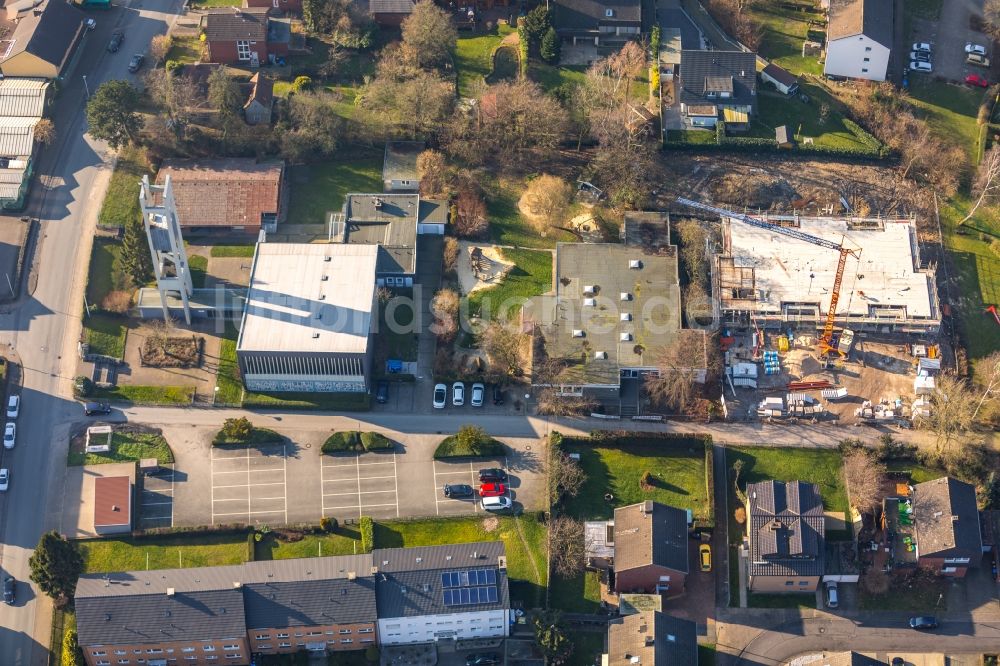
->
[140,335,203,368]
[456,241,515,295]
[481,516,500,532]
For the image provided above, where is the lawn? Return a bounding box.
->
[746,2,825,76]
[859,571,948,610]
[241,391,371,410]
[165,36,204,64]
[559,435,712,523]
[748,592,816,609]
[256,528,365,560]
[466,248,553,321]
[665,129,718,145]
[68,429,174,466]
[885,460,942,484]
[373,515,548,607]
[485,179,576,248]
[286,156,383,225]
[725,447,849,540]
[188,0,240,6]
[98,147,151,230]
[78,533,251,573]
[749,85,870,150]
[454,25,516,98]
[908,78,983,162]
[86,239,128,309]
[82,313,127,359]
[216,324,242,406]
[565,631,605,666]
[548,569,601,614]
[189,254,208,289]
[91,384,195,405]
[529,61,588,94]
[210,245,256,258]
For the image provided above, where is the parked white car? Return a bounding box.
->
[3,423,14,450]
[452,382,465,407]
[0,469,10,492]
[433,383,447,409]
[966,43,987,55]
[470,382,485,407]
[481,496,512,512]
[912,41,932,52]
[6,396,18,419]
[909,61,933,72]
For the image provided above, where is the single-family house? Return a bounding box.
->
[155,158,284,234]
[605,611,697,666]
[551,0,642,47]
[243,72,274,125]
[613,501,689,595]
[678,50,757,130]
[824,0,892,81]
[369,0,416,26]
[761,62,799,95]
[202,7,291,66]
[0,0,86,79]
[911,477,982,577]
[383,141,424,193]
[746,480,825,592]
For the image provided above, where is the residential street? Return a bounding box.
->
[0,0,184,662]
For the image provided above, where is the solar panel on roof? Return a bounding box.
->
[485,569,496,584]
[460,571,470,586]
[487,586,498,602]
[441,573,452,588]
[443,589,454,605]
[460,588,470,604]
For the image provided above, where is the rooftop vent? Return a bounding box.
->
[370,567,378,575]
[166,588,175,597]
[620,313,631,321]
[642,500,654,515]
[583,298,596,307]
[644,637,655,647]
[416,557,423,563]
[232,582,241,589]
[312,332,320,339]
[373,197,384,209]
[573,330,585,338]
[583,285,596,295]
[314,312,322,320]
[347,572,357,580]
[111,505,119,512]
[324,256,332,262]
[321,275,329,281]
[445,555,452,561]
[595,351,607,360]
[933,511,943,518]
[620,332,632,341]
[629,259,642,269]
[105,614,111,621]
[667,634,676,642]
[620,292,631,301]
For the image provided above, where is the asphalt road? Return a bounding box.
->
[0,0,183,662]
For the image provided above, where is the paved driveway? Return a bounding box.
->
[908,0,991,83]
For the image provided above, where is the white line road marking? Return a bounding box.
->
[213,497,251,503]
[324,461,395,469]
[252,496,287,501]
[323,490,396,497]
[210,447,216,524]
[322,505,361,512]
[248,468,286,473]
[214,482,284,489]
[142,502,173,506]
[393,453,399,518]
[355,455,362,518]
[434,469,476,476]
[214,510,285,517]
[283,444,288,525]
[170,466,175,527]
[433,457,441,516]
[354,475,397,481]
[471,462,479,513]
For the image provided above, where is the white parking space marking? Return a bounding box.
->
[321,453,400,519]
[211,445,288,525]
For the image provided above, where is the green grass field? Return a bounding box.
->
[909,79,983,162]
[548,569,602,614]
[455,25,516,98]
[165,36,204,64]
[241,391,371,410]
[79,533,250,573]
[750,85,869,150]
[466,248,552,321]
[257,528,364,560]
[560,436,711,522]
[726,447,849,540]
[747,2,824,76]
[286,157,383,225]
[216,325,242,406]
[68,430,174,466]
[189,254,207,289]
[91,384,195,405]
[82,313,128,359]
[86,239,128,309]
[485,179,577,248]
[210,245,256,258]
[99,147,151,230]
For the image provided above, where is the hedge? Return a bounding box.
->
[665,119,889,160]
[434,430,505,459]
[322,431,394,454]
[211,427,283,447]
[360,516,374,553]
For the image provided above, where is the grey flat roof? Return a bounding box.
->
[383,141,424,184]
[237,243,377,354]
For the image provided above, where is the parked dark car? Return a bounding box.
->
[84,401,111,416]
[107,30,124,52]
[127,53,144,73]
[492,384,504,405]
[466,654,501,666]
[3,577,14,605]
[443,484,474,498]
[479,468,508,483]
[375,381,389,404]
[909,616,938,630]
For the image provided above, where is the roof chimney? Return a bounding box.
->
[166,588,175,596]
[348,572,357,580]
[642,500,653,515]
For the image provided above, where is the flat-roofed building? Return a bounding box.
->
[236,243,378,393]
[717,214,939,335]
[93,476,132,535]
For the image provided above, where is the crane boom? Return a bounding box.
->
[676,197,861,356]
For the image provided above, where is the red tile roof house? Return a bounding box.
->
[201,7,291,66]
[93,476,132,536]
[243,0,302,15]
[155,158,285,235]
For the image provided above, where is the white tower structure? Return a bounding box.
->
[139,175,193,325]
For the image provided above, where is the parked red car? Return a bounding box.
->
[966,74,990,88]
[479,483,506,497]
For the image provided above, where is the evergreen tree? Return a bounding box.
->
[85,81,143,150]
[29,531,83,602]
[540,27,561,65]
[121,214,152,288]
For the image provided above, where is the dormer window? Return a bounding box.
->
[605,8,614,16]
[706,91,716,99]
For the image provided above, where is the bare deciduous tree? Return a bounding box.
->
[480,321,524,377]
[400,0,457,69]
[986,0,1000,39]
[453,184,489,239]
[549,516,585,578]
[33,118,55,145]
[443,236,460,274]
[416,149,451,198]
[675,219,709,289]
[521,175,572,235]
[359,47,455,140]
[430,288,460,343]
[150,35,172,62]
[917,374,978,450]
[645,336,704,413]
[962,146,1000,224]
[843,448,886,513]
[972,350,1000,419]
[548,444,587,505]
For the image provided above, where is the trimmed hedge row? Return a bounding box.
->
[665,119,888,160]
[360,516,374,553]
[321,431,394,454]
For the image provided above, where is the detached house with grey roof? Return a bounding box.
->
[911,476,982,577]
[678,50,757,130]
[746,480,825,593]
[551,0,642,48]
[374,542,510,645]
[824,0,893,81]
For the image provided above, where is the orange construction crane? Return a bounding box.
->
[677,197,862,358]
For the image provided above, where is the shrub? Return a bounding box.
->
[360,431,393,451]
[734,506,746,524]
[292,75,312,92]
[320,516,338,533]
[639,470,654,489]
[322,431,361,453]
[649,66,660,98]
[360,516,374,553]
[536,510,547,523]
[246,531,256,561]
[101,290,132,314]
[434,425,505,458]
[165,59,181,73]
[73,376,93,398]
[220,417,252,443]
[62,626,84,666]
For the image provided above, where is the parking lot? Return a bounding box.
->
[321,452,399,519]
[907,0,992,83]
[432,458,511,516]
[139,464,174,529]
[210,444,288,525]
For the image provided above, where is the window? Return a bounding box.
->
[358,628,373,633]
[279,643,292,648]
[865,46,872,51]
[224,655,241,659]
[118,661,130,665]
[96,662,110,666]
[146,649,163,654]
[115,652,127,657]
[339,629,352,634]
[182,648,195,653]
[605,8,614,16]
[798,581,809,586]
[784,581,794,586]
[942,566,957,573]
[255,634,270,640]
[861,68,868,73]
[236,40,251,61]
[94,653,108,657]
[257,645,271,649]
[203,646,216,652]
[276,634,289,639]
[944,557,971,564]
[863,57,870,62]
[342,639,353,644]
[205,658,218,662]
[361,639,375,644]
[306,631,322,637]
[222,645,239,650]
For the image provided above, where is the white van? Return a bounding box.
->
[481,496,512,512]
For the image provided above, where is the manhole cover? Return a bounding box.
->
[305,443,311,449]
